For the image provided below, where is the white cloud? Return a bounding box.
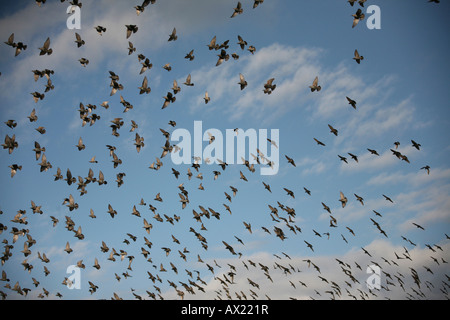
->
[395,185,450,232]
[367,167,450,188]
[184,43,322,123]
[159,238,450,300]
[301,160,326,176]
[339,148,400,173]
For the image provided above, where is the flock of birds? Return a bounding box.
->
[0,0,448,300]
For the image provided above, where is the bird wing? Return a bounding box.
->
[313,76,318,86]
[43,37,50,50]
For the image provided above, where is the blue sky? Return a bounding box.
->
[0,0,449,300]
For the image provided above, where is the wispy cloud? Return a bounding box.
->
[160,239,450,300]
[184,43,322,123]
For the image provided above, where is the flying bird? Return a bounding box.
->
[328,124,338,136]
[8,164,22,178]
[231,2,243,18]
[185,49,195,61]
[78,58,89,67]
[31,92,45,103]
[223,241,237,255]
[411,140,421,150]
[74,32,85,47]
[28,109,38,122]
[168,28,177,41]
[107,204,117,218]
[354,194,364,206]
[348,153,358,163]
[64,242,73,254]
[304,241,314,252]
[134,0,155,15]
[339,191,348,208]
[38,37,52,55]
[253,0,264,8]
[304,187,311,196]
[125,25,138,39]
[353,49,364,64]
[284,188,295,199]
[382,194,394,203]
[238,73,247,90]
[263,78,276,94]
[95,26,107,35]
[285,155,296,167]
[338,155,348,164]
[184,74,194,86]
[237,35,247,49]
[243,221,252,234]
[314,138,326,146]
[421,165,430,175]
[207,36,218,50]
[346,96,357,109]
[5,33,28,57]
[412,223,425,230]
[216,49,229,66]
[76,137,85,151]
[204,91,210,104]
[128,41,136,55]
[352,8,365,28]
[309,76,321,92]
[138,76,151,94]
[162,92,176,109]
